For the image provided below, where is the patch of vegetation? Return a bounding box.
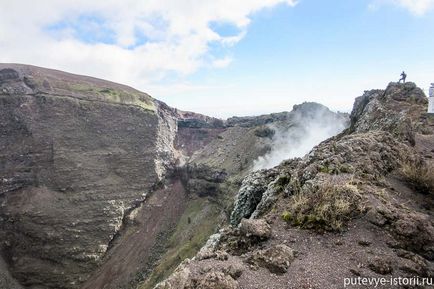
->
[318,165,332,174]
[281,211,292,222]
[372,188,390,204]
[281,175,363,231]
[69,82,96,93]
[400,160,434,195]
[318,163,354,175]
[67,83,156,112]
[137,198,221,289]
[275,175,290,188]
[273,175,291,193]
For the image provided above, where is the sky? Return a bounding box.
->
[1,0,433,118]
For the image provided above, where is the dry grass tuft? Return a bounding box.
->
[281,175,364,231]
[400,161,434,195]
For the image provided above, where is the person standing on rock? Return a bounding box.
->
[398,71,407,83]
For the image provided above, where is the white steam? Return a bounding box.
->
[253,105,348,170]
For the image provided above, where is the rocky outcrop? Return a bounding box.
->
[226,112,288,127]
[246,244,295,274]
[154,260,240,289]
[230,170,278,225]
[349,82,427,145]
[0,65,179,288]
[157,82,434,289]
[225,102,348,128]
[238,218,271,239]
[178,164,227,197]
[231,82,428,228]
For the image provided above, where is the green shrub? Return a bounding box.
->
[281,211,292,222]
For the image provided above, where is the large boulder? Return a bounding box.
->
[238,218,271,239]
[230,170,278,226]
[197,271,238,289]
[154,263,239,289]
[247,244,295,274]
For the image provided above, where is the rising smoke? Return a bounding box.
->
[253,103,348,170]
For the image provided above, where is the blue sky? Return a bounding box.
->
[160,0,434,116]
[1,0,433,117]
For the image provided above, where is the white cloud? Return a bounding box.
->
[371,0,434,15]
[212,57,234,68]
[396,0,434,14]
[0,0,296,90]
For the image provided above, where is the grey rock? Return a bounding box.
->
[246,244,295,274]
[230,170,277,226]
[0,64,176,288]
[197,271,238,289]
[368,256,393,275]
[238,218,271,239]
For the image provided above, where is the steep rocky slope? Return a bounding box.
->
[155,82,434,289]
[0,64,179,289]
[0,64,348,289]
